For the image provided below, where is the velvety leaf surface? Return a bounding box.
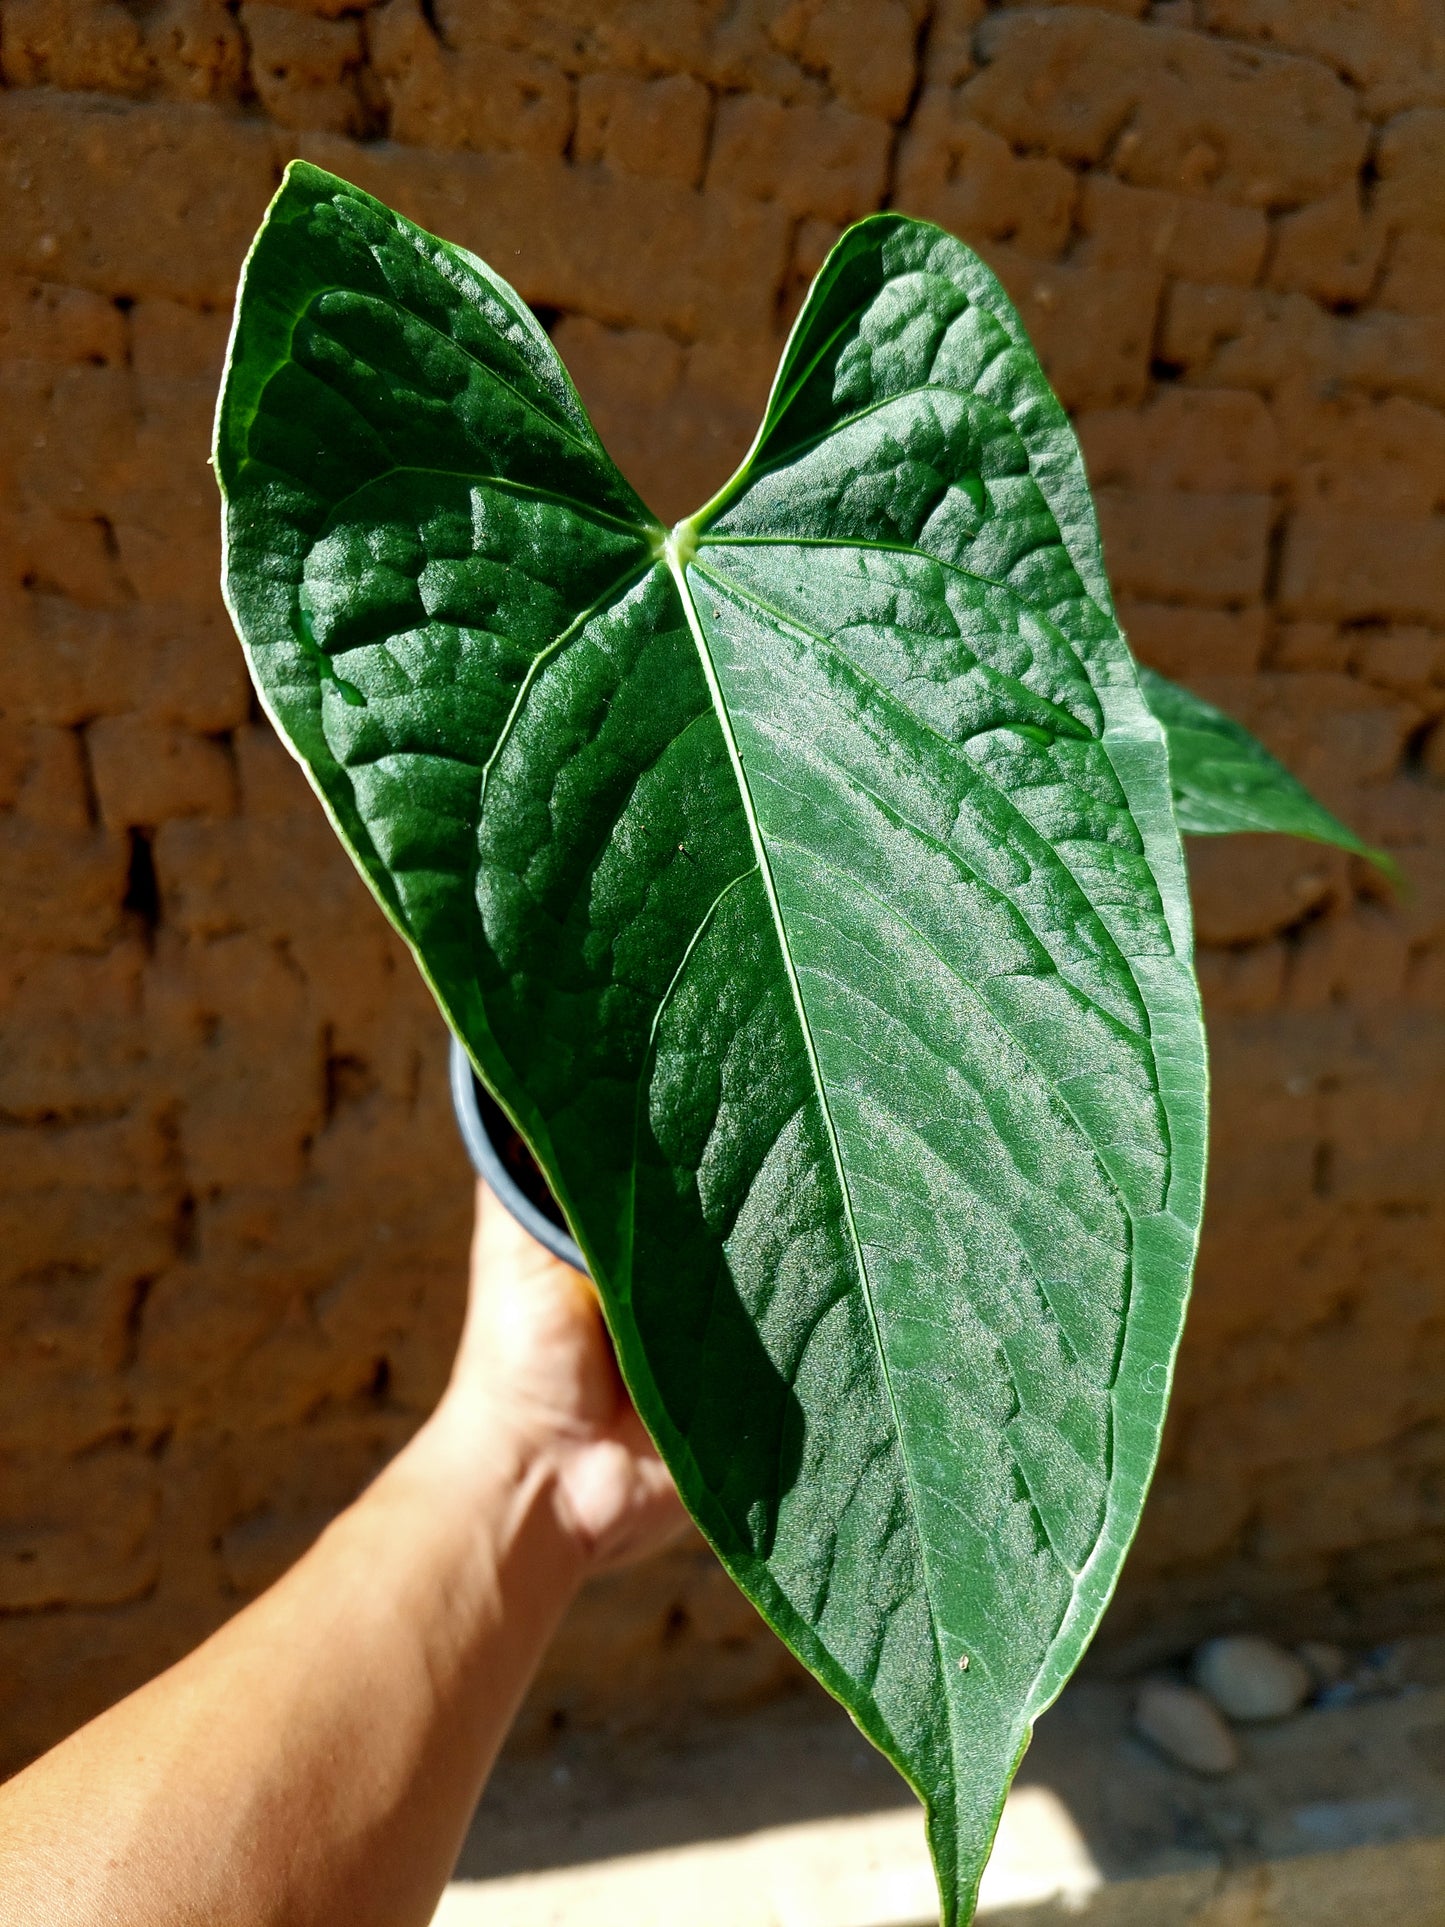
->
[1139,666,1397,879]
[216,166,1209,1924]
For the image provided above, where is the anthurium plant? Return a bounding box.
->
[215,163,1388,1925]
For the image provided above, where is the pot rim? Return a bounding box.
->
[448,1036,588,1276]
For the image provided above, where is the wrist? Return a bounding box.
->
[396,1387,592,1598]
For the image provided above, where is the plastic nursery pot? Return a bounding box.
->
[448,1036,588,1276]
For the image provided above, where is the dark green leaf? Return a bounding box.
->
[216,164,1209,1924]
[1139,665,1398,880]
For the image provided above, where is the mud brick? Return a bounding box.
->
[233,721,314,820]
[295,131,789,340]
[994,0,1148,11]
[1200,0,1445,118]
[132,1254,322,1429]
[1409,934,1445,1016]
[146,933,324,1187]
[1271,621,1351,674]
[1379,232,1445,315]
[306,1051,468,1199]
[1162,283,1445,409]
[650,349,767,524]
[370,1,573,158]
[1187,834,1350,946]
[1160,282,1326,384]
[1268,186,1386,308]
[1195,941,1287,1017]
[1423,724,1445,788]
[1340,309,1445,410]
[1117,601,1266,678]
[0,1109,168,1195]
[1377,108,1445,237]
[764,0,923,120]
[0,93,279,305]
[0,508,132,604]
[684,326,781,418]
[1350,628,1445,701]
[0,0,154,93]
[1280,513,1445,627]
[0,1192,176,1453]
[0,363,136,519]
[1275,390,1445,519]
[967,11,1365,203]
[1098,487,1273,606]
[1328,1047,1445,1208]
[111,502,225,613]
[1253,1458,1419,1564]
[894,96,1076,260]
[130,298,232,389]
[1078,388,1279,494]
[923,0,987,88]
[0,1452,159,1610]
[0,0,245,103]
[1076,175,1266,284]
[1130,1469,1249,1569]
[257,0,388,16]
[241,3,364,135]
[3,595,250,732]
[154,813,378,950]
[0,820,129,952]
[989,252,1160,409]
[709,95,891,224]
[124,385,218,505]
[0,721,91,831]
[550,317,686,514]
[1186,1318,1421,1471]
[0,942,148,1116]
[576,72,710,187]
[88,716,236,830]
[0,1182,174,1296]
[964,9,1141,163]
[0,276,127,368]
[1287,906,1412,1014]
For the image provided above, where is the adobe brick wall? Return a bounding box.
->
[1,0,1442,1772]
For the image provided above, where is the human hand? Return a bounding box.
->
[438,1181,687,1575]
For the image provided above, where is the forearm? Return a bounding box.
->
[0,1398,585,1927]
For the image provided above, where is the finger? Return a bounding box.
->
[460,1180,614,1400]
[471,1178,597,1307]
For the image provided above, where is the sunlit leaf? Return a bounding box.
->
[216,165,1210,1923]
[1140,665,1398,880]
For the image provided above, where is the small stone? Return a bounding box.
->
[1296,1640,1349,1693]
[1193,1635,1312,1722]
[1133,1679,1241,1776]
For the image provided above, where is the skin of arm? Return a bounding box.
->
[0,1183,687,1927]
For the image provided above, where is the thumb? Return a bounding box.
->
[471,1176,583,1294]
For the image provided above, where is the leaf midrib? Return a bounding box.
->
[662,535,959,1808]
[685,520,1163,1787]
